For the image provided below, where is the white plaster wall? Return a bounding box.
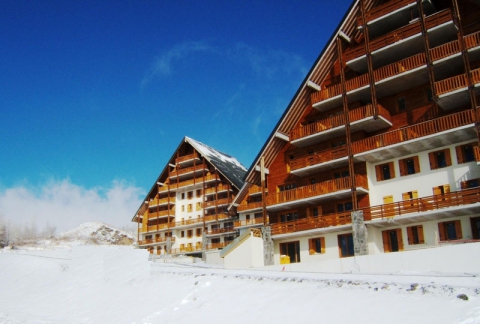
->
[205,250,224,265]
[224,235,264,269]
[366,141,480,206]
[255,242,480,274]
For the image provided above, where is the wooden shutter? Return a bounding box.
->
[309,239,315,255]
[456,145,464,164]
[417,225,425,244]
[444,184,450,194]
[445,149,452,167]
[320,237,326,253]
[402,192,410,200]
[433,186,441,195]
[429,152,437,169]
[399,159,406,176]
[455,220,463,239]
[407,226,413,245]
[396,228,404,251]
[438,222,446,241]
[389,162,395,178]
[383,195,394,203]
[413,156,420,173]
[382,230,391,252]
[375,165,382,181]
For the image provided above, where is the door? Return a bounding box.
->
[471,217,480,239]
[280,241,301,263]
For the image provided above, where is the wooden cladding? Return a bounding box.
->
[270,212,352,235]
[361,187,480,220]
[267,175,368,207]
[351,110,475,154]
[290,104,392,141]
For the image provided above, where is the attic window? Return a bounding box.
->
[289,154,295,160]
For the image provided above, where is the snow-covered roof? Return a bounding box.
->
[185,136,247,190]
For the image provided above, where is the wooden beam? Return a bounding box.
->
[255,165,269,174]
[306,80,321,91]
[274,131,289,142]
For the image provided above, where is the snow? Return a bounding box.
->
[1,241,479,323]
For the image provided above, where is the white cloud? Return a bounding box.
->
[141,40,215,87]
[0,179,144,234]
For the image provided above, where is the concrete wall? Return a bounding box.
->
[205,250,224,265]
[258,242,480,274]
[224,234,264,269]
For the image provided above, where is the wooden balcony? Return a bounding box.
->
[352,110,476,162]
[234,217,267,228]
[430,39,460,62]
[289,146,348,177]
[267,175,368,211]
[290,104,392,147]
[206,242,228,250]
[148,197,175,207]
[204,184,232,196]
[204,197,231,209]
[270,212,352,236]
[169,174,220,191]
[176,152,200,165]
[171,246,203,254]
[138,237,175,246]
[247,185,264,196]
[435,67,480,110]
[237,201,264,212]
[465,31,480,50]
[139,223,175,233]
[206,227,236,235]
[358,0,417,26]
[361,187,480,227]
[147,209,175,218]
[169,164,208,179]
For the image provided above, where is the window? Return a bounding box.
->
[196,189,202,197]
[397,97,406,111]
[407,225,424,245]
[331,139,346,148]
[456,142,477,164]
[333,170,349,179]
[308,207,321,217]
[338,233,354,258]
[399,156,420,176]
[196,228,202,237]
[187,204,192,212]
[375,162,395,181]
[438,220,462,241]
[382,229,404,252]
[337,201,353,213]
[433,184,450,196]
[280,212,298,222]
[181,193,185,199]
[309,237,325,255]
[187,191,193,199]
[428,149,451,170]
[461,178,480,189]
[402,190,418,200]
[196,202,202,211]
[310,178,316,184]
[181,205,185,212]
[187,230,193,238]
[211,238,220,244]
[279,183,295,192]
[180,231,185,238]
[471,217,480,240]
[280,241,301,263]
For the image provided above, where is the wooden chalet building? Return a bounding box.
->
[132,137,246,257]
[230,0,480,266]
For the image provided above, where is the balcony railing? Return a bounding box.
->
[206,242,228,250]
[357,0,415,26]
[351,110,475,154]
[139,237,175,246]
[204,184,232,196]
[270,212,352,235]
[139,223,175,233]
[171,246,203,254]
[169,165,208,178]
[361,187,480,220]
[430,39,460,62]
[290,104,391,142]
[206,227,236,235]
[465,31,480,50]
[170,174,220,189]
[345,9,452,63]
[267,175,368,207]
[248,185,264,195]
[148,197,175,207]
[237,201,264,212]
[148,209,175,218]
[234,217,267,227]
[176,152,199,164]
[204,197,231,209]
[373,53,426,82]
[289,146,348,171]
[435,74,468,96]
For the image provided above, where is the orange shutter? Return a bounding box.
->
[433,186,441,195]
[445,149,452,167]
[389,162,395,178]
[428,152,437,169]
[455,220,463,239]
[309,239,314,255]
[399,159,406,176]
[397,228,404,251]
[320,237,326,253]
[402,192,410,200]
[382,230,391,253]
[375,165,382,181]
[407,226,413,245]
[456,145,464,164]
[444,185,450,194]
[417,225,425,244]
[438,222,446,241]
[413,156,420,173]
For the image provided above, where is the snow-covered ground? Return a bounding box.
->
[0,224,479,323]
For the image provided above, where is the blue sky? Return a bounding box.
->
[0,0,352,231]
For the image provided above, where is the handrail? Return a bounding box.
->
[171,174,220,189]
[351,110,475,154]
[360,187,480,220]
[289,146,348,171]
[204,184,232,195]
[206,242,228,250]
[204,197,231,208]
[237,201,264,212]
[267,175,368,206]
[290,104,391,141]
[176,152,199,164]
[270,212,352,235]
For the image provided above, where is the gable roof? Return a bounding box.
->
[132,136,247,221]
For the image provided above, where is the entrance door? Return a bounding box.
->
[280,241,301,263]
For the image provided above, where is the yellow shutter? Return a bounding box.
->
[383,195,394,203]
[389,162,395,178]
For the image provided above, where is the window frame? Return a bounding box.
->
[338,233,355,258]
[398,156,420,176]
[456,142,477,164]
[428,148,452,170]
[438,220,462,241]
[375,162,395,181]
[308,237,325,255]
[406,225,425,245]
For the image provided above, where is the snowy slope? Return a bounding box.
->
[0,244,479,324]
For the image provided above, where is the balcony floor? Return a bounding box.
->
[354,124,477,163]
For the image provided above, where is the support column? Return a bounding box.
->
[352,210,368,256]
[262,226,274,266]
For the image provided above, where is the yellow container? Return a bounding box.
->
[280,255,290,264]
